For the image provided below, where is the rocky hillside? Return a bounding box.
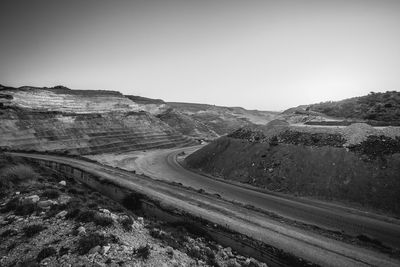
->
[283,91,400,126]
[156,108,219,141]
[0,154,265,267]
[185,124,400,216]
[0,86,196,154]
[0,84,278,146]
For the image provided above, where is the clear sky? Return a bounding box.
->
[1,0,399,111]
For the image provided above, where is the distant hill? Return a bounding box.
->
[307,91,400,124]
[166,102,279,136]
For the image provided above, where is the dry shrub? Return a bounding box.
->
[133,244,151,260]
[0,164,39,186]
[41,189,60,199]
[36,247,57,262]
[23,224,46,238]
[77,233,110,255]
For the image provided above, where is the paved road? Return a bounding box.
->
[133,146,400,251]
[11,152,400,267]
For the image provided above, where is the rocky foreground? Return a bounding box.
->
[0,154,266,267]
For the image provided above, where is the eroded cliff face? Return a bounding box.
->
[185,133,400,216]
[0,87,195,154]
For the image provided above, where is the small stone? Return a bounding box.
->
[23,195,40,204]
[226,259,240,267]
[102,245,111,255]
[38,200,57,208]
[225,247,234,257]
[58,195,71,205]
[77,226,86,235]
[99,209,110,214]
[110,213,119,221]
[94,262,105,267]
[166,246,174,256]
[89,245,101,254]
[56,210,68,218]
[15,192,20,195]
[59,180,66,186]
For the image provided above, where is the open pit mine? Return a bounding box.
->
[1,85,400,267]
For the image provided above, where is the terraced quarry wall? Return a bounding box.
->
[186,135,400,216]
[167,102,279,136]
[0,87,196,154]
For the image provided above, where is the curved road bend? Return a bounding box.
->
[10,152,400,267]
[133,146,400,251]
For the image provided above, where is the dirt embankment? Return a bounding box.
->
[185,135,400,217]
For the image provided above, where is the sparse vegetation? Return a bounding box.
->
[122,192,144,211]
[15,202,38,216]
[36,247,57,262]
[120,216,134,231]
[133,244,151,260]
[0,229,18,238]
[309,91,400,124]
[349,135,400,159]
[93,214,114,227]
[1,197,20,213]
[0,164,39,187]
[23,224,46,238]
[41,189,60,199]
[76,233,110,255]
[65,208,113,227]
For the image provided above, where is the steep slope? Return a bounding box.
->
[166,102,279,135]
[0,86,196,154]
[185,124,400,216]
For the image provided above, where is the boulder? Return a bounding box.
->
[101,245,111,255]
[22,195,40,204]
[59,180,66,186]
[110,213,119,221]
[89,245,101,254]
[226,259,240,267]
[56,210,68,218]
[37,200,57,209]
[77,226,86,235]
[57,195,71,205]
[99,209,110,214]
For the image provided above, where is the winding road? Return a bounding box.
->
[133,146,400,250]
[11,149,400,267]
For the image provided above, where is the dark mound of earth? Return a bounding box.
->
[186,135,400,216]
